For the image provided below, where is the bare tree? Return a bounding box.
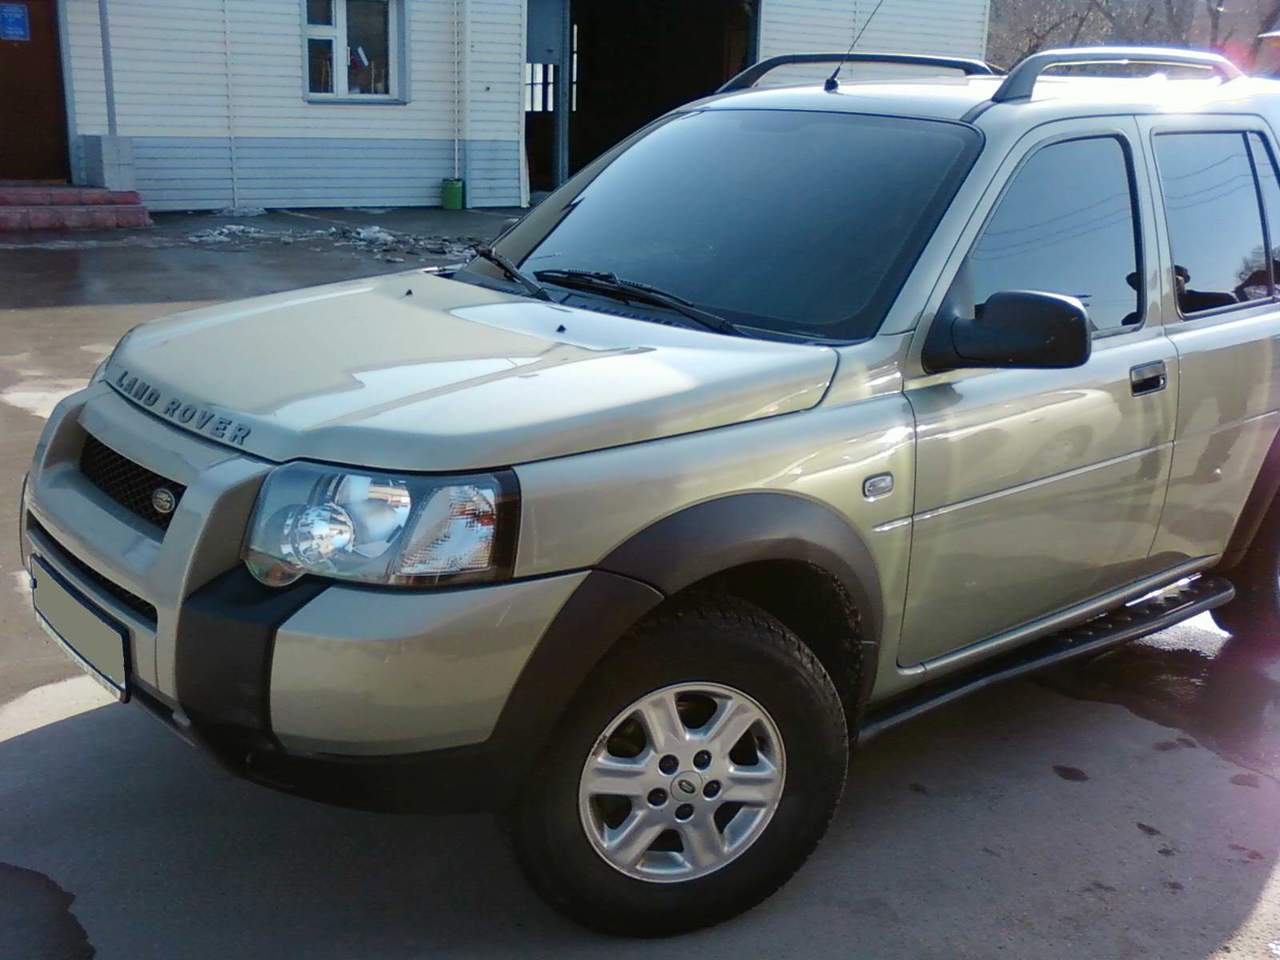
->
[990,0,1280,69]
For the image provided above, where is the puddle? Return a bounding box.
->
[0,863,94,959]
[1040,630,1280,780]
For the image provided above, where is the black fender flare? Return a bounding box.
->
[598,492,884,650]
[486,493,885,796]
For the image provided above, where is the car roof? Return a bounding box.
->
[695,74,1280,128]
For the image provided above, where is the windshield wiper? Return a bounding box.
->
[472,246,552,301]
[534,269,743,337]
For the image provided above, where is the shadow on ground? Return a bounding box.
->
[2,625,1277,959]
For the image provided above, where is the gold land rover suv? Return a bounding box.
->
[21,46,1280,935]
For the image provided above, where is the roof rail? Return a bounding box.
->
[992,46,1243,103]
[717,52,999,94]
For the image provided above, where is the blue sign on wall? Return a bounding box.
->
[0,3,30,42]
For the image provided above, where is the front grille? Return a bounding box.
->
[26,513,158,624]
[80,435,186,531]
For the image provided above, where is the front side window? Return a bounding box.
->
[305,0,398,98]
[1154,132,1272,315]
[957,137,1142,334]
[475,110,981,341]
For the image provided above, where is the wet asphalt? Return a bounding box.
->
[1,212,1278,959]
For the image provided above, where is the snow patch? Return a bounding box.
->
[187,224,266,244]
[0,377,86,419]
[0,676,112,740]
[11,570,32,599]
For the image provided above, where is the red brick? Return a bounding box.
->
[112,206,152,228]
[0,202,151,231]
[0,207,30,230]
[0,187,50,205]
[27,207,63,229]
[49,189,88,206]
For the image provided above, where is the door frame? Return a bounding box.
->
[896,114,1181,675]
[55,0,78,182]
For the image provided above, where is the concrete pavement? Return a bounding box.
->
[1,211,1278,958]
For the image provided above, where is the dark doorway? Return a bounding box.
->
[0,0,70,180]
[525,0,757,194]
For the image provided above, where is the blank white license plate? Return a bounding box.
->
[32,557,128,700]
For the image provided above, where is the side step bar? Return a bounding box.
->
[860,575,1235,741]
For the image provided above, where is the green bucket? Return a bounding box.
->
[442,177,466,210]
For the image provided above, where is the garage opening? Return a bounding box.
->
[526,0,758,195]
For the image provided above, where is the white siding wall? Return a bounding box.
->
[63,0,991,210]
[65,0,526,208]
[759,0,990,61]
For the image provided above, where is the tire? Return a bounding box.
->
[1213,506,1280,644]
[508,595,849,937]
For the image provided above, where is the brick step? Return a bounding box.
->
[0,205,152,231]
[0,186,143,207]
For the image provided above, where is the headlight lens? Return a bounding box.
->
[243,462,518,587]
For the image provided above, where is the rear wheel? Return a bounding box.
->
[508,596,848,937]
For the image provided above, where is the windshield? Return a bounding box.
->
[470,108,981,341]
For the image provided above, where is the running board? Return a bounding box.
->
[859,574,1235,742]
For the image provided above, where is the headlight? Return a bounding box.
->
[243,462,518,588]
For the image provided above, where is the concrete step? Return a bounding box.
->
[0,186,143,207]
[0,205,153,231]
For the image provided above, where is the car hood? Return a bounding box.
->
[103,271,838,471]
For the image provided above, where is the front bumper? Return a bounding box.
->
[21,385,660,812]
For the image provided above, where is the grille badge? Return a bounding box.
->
[151,487,177,516]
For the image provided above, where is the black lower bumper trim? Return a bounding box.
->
[174,568,326,745]
[152,568,664,814]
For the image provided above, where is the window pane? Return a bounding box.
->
[347,0,391,95]
[308,38,334,94]
[967,138,1140,332]
[1247,133,1279,298]
[307,0,333,26]
[485,111,980,340]
[1155,133,1269,314]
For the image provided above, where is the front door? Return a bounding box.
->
[899,120,1177,666]
[0,1,69,180]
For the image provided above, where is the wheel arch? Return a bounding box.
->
[597,492,882,726]
[1219,425,1280,570]
[489,493,884,797]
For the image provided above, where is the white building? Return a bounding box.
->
[4,0,991,211]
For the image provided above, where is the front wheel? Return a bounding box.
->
[508,596,849,937]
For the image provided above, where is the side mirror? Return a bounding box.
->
[923,290,1092,374]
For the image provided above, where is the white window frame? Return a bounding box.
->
[303,0,405,103]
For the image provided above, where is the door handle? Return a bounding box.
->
[1130,360,1167,396]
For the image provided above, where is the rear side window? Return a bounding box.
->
[1248,133,1280,298]
[1153,132,1273,315]
[960,136,1142,333]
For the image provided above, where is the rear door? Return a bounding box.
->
[899,118,1177,666]
[1141,119,1280,564]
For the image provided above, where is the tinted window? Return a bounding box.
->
[1155,133,1270,314]
[962,137,1141,333]
[476,110,981,341]
[1247,132,1280,298]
